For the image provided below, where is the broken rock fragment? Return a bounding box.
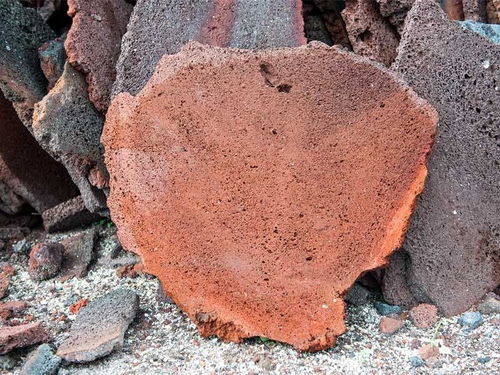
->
[113,0,306,96]
[58,227,96,281]
[384,0,500,316]
[65,0,133,112]
[41,196,101,233]
[57,288,139,362]
[0,323,49,354]
[38,36,66,91]
[104,42,437,351]
[28,242,63,281]
[33,62,107,213]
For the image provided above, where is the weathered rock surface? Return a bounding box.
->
[0,0,55,127]
[0,323,49,354]
[384,0,500,316]
[379,316,404,334]
[33,62,107,213]
[310,0,352,47]
[112,0,306,96]
[458,20,500,43]
[41,196,101,233]
[375,0,415,32]
[342,0,399,66]
[21,344,61,375]
[58,227,96,281]
[28,242,63,281]
[0,300,27,321]
[0,92,78,214]
[0,263,15,299]
[57,288,139,362]
[104,42,437,351]
[38,36,66,91]
[65,0,133,112]
[409,303,438,328]
[463,0,487,21]
[442,0,466,19]
[486,0,500,22]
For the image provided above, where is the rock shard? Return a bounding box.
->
[104,42,437,351]
[112,0,306,97]
[384,0,500,316]
[65,0,133,112]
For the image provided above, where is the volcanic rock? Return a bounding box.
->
[477,294,500,314]
[409,303,438,328]
[28,242,63,281]
[310,0,352,47]
[342,0,399,66]
[41,196,101,233]
[374,301,403,316]
[0,0,55,127]
[64,0,133,112]
[58,227,96,281]
[375,0,415,32]
[104,42,437,351]
[418,343,439,361]
[487,0,499,22]
[0,301,28,321]
[0,88,78,214]
[57,288,139,362]
[0,323,49,354]
[385,0,500,316]
[32,62,107,213]
[303,0,334,45]
[458,311,484,330]
[381,250,418,309]
[442,0,466,19]
[38,37,66,91]
[463,0,488,21]
[112,0,306,96]
[0,263,14,299]
[458,21,500,43]
[379,316,404,334]
[21,344,61,375]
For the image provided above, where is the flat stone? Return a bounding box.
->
[28,242,64,281]
[41,196,101,233]
[38,36,66,91]
[21,344,61,375]
[0,323,49,354]
[103,42,437,351]
[0,91,79,214]
[64,0,133,112]
[458,20,500,43]
[379,316,404,334]
[112,0,306,97]
[385,0,500,317]
[58,227,96,281]
[374,301,403,316]
[0,0,55,127]
[33,62,107,213]
[458,311,484,330]
[342,0,399,66]
[57,288,139,362]
[409,303,438,329]
[477,294,500,314]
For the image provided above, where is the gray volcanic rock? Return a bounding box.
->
[21,344,61,375]
[58,227,97,281]
[57,288,139,362]
[0,0,55,128]
[32,62,107,213]
[384,0,500,316]
[0,91,78,214]
[42,196,101,233]
[38,36,66,90]
[112,0,306,96]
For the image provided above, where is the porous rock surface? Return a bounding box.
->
[32,62,107,213]
[65,0,133,112]
[57,288,139,362]
[0,91,78,214]
[41,196,101,233]
[112,0,306,96]
[104,42,437,351]
[0,323,49,354]
[342,0,399,66]
[58,227,97,281]
[384,0,500,316]
[0,0,55,128]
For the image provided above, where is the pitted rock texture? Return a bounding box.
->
[42,196,101,233]
[112,0,306,97]
[0,91,78,214]
[104,42,437,351]
[376,0,415,32]
[57,288,139,362]
[65,0,133,112]
[385,0,500,317]
[342,0,399,66]
[33,62,107,213]
[487,0,499,22]
[0,323,49,354]
[0,0,55,128]
[463,0,487,21]
[442,0,465,19]
[38,36,66,91]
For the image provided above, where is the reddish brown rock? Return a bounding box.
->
[0,301,28,321]
[113,0,306,97]
[463,0,487,20]
[0,263,15,299]
[38,36,66,91]
[104,42,437,351]
[0,90,78,215]
[68,298,88,314]
[28,242,63,281]
[443,0,466,19]
[379,316,404,334]
[418,343,439,360]
[409,304,438,328]
[487,0,500,22]
[342,0,399,66]
[375,0,415,32]
[41,196,101,233]
[0,322,49,354]
[64,0,133,112]
[385,0,500,317]
[58,227,96,281]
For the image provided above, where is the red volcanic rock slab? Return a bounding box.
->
[104,42,437,351]
[112,0,306,96]
[0,91,78,215]
[384,0,500,316]
[0,322,48,354]
[65,0,133,112]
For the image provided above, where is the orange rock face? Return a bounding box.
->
[103,42,437,351]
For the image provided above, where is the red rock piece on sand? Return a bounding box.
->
[65,0,133,112]
[103,42,437,351]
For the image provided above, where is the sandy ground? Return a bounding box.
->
[2,224,499,374]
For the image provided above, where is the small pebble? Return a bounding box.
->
[458,311,484,330]
[409,356,424,368]
[478,356,491,364]
[373,302,402,316]
[477,295,500,315]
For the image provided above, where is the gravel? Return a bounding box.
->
[1,224,499,374]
